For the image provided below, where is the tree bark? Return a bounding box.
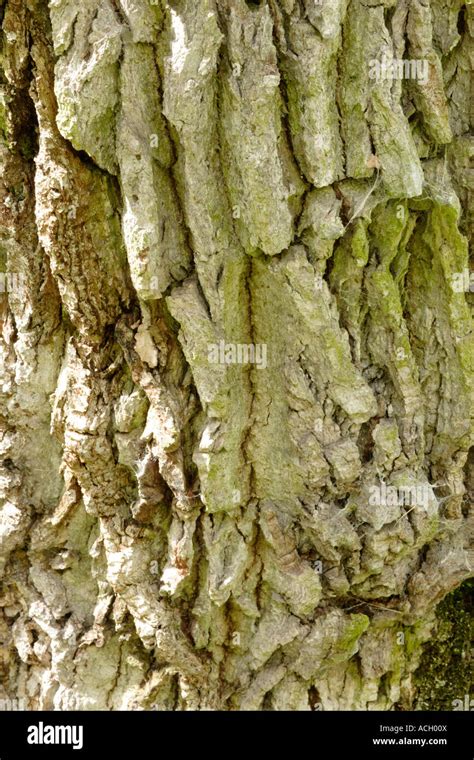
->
[0,0,472,711]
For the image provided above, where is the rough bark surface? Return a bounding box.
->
[0,0,472,710]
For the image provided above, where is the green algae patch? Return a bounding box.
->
[414,579,473,710]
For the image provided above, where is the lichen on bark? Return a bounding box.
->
[0,0,472,711]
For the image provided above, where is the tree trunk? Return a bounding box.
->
[0,0,472,711]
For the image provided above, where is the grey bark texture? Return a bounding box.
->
[0,0,472,711]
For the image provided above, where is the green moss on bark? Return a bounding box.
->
[414,579,473,710]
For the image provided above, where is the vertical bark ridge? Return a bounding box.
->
[0,0,472,710]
